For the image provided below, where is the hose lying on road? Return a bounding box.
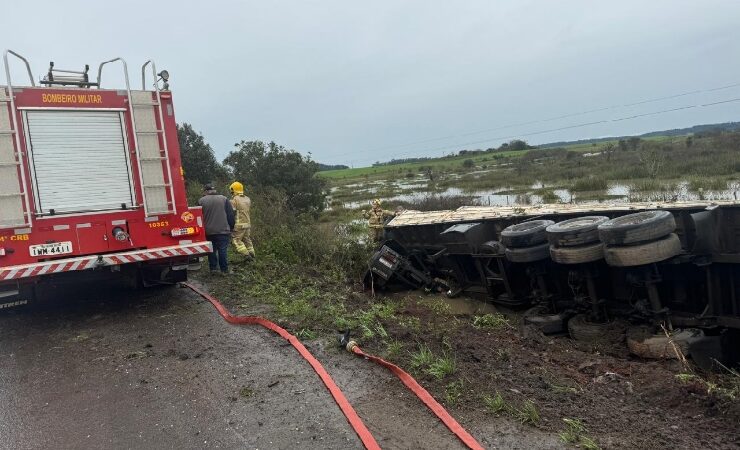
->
[343,338,485,450]
[182,282,381,450]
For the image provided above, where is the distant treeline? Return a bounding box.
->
[317,163,349,171]
[371,139,534,167]
[540,122,740,148]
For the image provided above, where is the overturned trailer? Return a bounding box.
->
[368,201,740,367]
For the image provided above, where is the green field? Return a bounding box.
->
[319,133,740,210]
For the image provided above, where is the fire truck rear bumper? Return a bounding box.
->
[0,241,213,282]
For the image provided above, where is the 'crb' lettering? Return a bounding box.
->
[41,94,102,104]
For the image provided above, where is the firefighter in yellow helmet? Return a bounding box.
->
[229,181,255,260]
[363,198,396,243]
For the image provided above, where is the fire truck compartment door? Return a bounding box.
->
[25,110,135,215]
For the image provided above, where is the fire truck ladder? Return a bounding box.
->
[1,50,34,229]
[97,58,175,216]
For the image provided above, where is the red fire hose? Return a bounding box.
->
[344,340,485,450]
[183,282,483,450]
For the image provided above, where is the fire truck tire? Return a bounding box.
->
[598,210,676,245]
[522,305,570,334]
[626,326,704,359]
[568,314,623,342]
[505,242,551,263]
[546,216,609,247]
[604,233,682,267]
[549,242,604,264]
[501,220,555,248]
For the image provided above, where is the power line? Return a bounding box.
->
[353,96,740,162]
[324,81,740,162]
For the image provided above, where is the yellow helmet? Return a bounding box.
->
[229,181,244,195]
[372,198,381,207]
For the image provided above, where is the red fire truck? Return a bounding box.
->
[0,50,212,307]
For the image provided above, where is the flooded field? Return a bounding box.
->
[333,175,740,210]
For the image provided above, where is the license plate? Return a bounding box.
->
[29,241,73,257]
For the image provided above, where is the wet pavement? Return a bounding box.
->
[0,283,361,450]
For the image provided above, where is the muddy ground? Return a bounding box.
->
[1,276,738,449]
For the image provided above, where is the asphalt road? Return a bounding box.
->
[0,282,364,450]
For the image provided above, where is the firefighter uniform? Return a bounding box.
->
[363,199,395,243]
[229,182,255,259]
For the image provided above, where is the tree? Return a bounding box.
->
[627,137,641,151]
[639,147,666,178]
[507,139,531,151]
[602,142,617,161]
[223,140,327,213]
[177,123,229,185]
[618,139,628,152]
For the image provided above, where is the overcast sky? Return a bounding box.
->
[3,1,740,166]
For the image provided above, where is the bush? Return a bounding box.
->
[571,177,608,192]
[251,189,371,278]
[462,159,475,168]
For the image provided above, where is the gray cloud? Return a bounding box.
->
[4,0,740,166]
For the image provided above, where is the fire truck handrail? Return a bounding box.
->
[2,49,34,228]
[96,57,129,89]
[141,60,153,90]
[141,59,176,213]
[3,50,35,87]
[96,57,146,214]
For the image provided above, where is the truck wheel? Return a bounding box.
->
[549,242,604,264]
[546,216,609,247]
[568,314,606,341]
[598,210,675,245]
[501,220,555,248]
[626,326,704,359]
[505,242,550,263]
[604,233,682,267]
[522,305,571,334]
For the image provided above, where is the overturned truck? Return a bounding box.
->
[367,201,740,368]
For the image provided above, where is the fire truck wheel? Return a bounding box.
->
[504,242,551,263]
[546,216,609,247]
[501,220,555,248]
[604,233,682,267]
[522,305,571,334]
[598,210,676,245]
[626,326,704,359]
[549,242,604,264]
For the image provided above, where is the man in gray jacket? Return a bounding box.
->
[198,184,235,274]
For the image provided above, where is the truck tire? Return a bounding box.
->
[604,233,682,267]
[501,220,555,248]
[626,326,704,359]
[568,314,624,342]
[522,305,570,334]
[505,242,551,263]
[546,216,609,247]
[549,242,604,264]
[597,210,675,245]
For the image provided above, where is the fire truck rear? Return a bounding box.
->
[0,50,212,307]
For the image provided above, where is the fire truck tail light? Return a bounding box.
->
[171,227,198,237]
